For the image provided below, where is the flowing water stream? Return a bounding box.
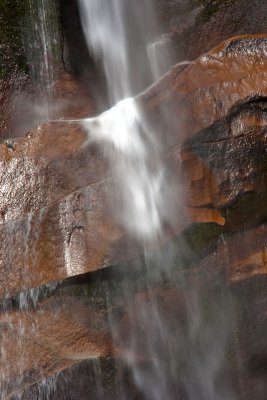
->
[77,1,236,399]
[78,0,177,241]
[22,0,61,120]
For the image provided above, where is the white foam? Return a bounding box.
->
[81,98,167,239]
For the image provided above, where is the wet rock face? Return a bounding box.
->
[0,296,113,399]
[0,0,27,79]
[60,0,93,76]
[2,0,266,141]
[1,1,267,398]
[0,34,266,300]
[156,0,203,34]
[1,35,267,398]
[0,72,29,138]
[10,276,267,400]
[59,0,267,76]
[1,33,267,398]
[0,72,97,140]
[0,0,99,141]
[156,0,267,61]
[187,0,267,59]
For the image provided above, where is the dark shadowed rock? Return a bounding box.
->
[156,0,267,62]
[197,225,267,283]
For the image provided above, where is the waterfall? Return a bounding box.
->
[79,0,159,103]
[77,1,235,400]
[81,97,178,240]
[78,0,177,241]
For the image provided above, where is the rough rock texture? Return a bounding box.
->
[187,0,267,60]
[9,275,267,399]
[0,34,266,300]
[3,1,267,398]
[0,1,97,140]
[1,33,267,398]
[0,296,113,399]
[156,0,267,62]
[2,0,266,142]
[0,0,27,79]
[0,72,96,140]
[197,224,267,283]
[0,72,29,138]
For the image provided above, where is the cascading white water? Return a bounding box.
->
[81,98,176,240]
[79,0,161,103]
[77,1,235,400]
[79,0,176,240]
[78,0,131,102]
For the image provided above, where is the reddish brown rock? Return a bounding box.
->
[0,34,266,298]
[0,72,30,138]
[141,34,267,147]
[0,71,96,141]
[1,35,266,222]
[197,225,267,283]
[156,0,267,62]
[0,296,113,399]
[2,4,267,399]
[187,0,267,60]
[10,276,267,400]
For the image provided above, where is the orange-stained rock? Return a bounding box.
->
[1,35,266,221]
[185,206,225,226]
[10,276,267,400]
[196,224,267,283]
[0,34,266,298]
[0,71,96,141]
[140,34,267,148]
[0,297,113,399]
[226,225,267,283]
